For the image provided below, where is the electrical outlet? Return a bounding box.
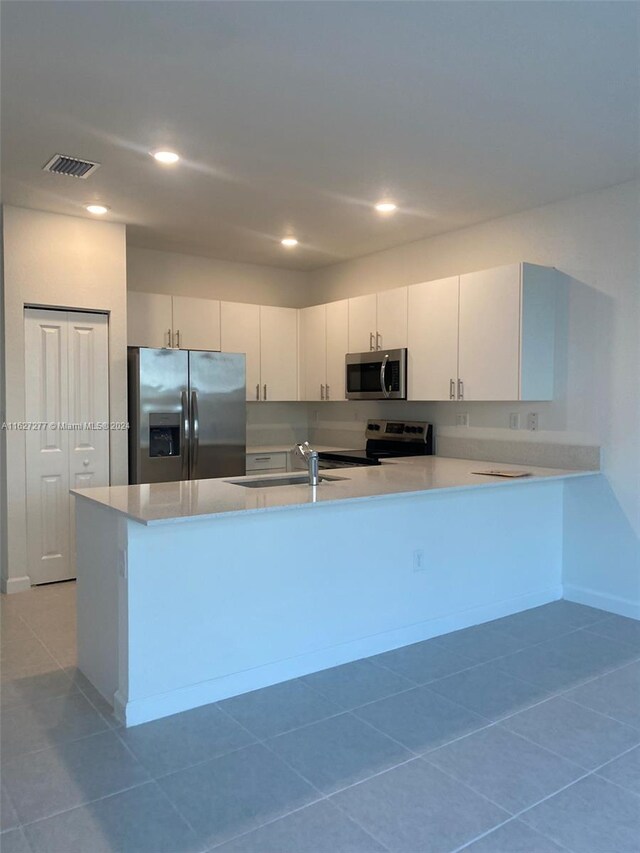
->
[527,412,539,431]
[509,413,520,430]
[413,549,425,572]
[456,412,469,427]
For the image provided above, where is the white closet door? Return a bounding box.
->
[25,309,110,585]
[25,309,72,584]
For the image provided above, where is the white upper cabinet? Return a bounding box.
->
[348,288,407,352]
[376,287,408,351]
[127,292,172,348]
[171,296,221,351]
[408,276,459,401]
[259,306,298,401]
[127,292,220,351]
[299,304,327,401]
[325,299,349,401]
[220,302,261,401]
[299,299,349,401]
[458,265,521,401]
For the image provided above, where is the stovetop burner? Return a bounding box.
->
[318,420,433,470]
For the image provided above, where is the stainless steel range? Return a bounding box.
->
[318,419,433,470]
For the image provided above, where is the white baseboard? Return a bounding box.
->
[563,583,640,620]
[1,575,31,594]
[118,585,562,727]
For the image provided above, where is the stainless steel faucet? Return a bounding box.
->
[294,441,320,486]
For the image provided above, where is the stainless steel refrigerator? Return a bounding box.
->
[128,347,246,484]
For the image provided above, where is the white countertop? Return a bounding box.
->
[246,444,348,454]
[71,456,597,526]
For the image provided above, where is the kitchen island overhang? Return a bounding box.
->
[72,458,596,727]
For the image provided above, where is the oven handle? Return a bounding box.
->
[380,354,390,399]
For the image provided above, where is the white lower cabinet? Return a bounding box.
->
[246,451,289,473]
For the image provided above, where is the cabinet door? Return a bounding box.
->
[458,265,520,400]
[408,277,459,401]
[127,291,172,348]
[325,299,349,401]
[299,304,326,401]
[260,306,298,401]
[220,302,261,401]
[348,294,377,353]
[172,296,220,351]
[376,287,408,350]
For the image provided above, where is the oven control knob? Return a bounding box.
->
[416,426,424,434]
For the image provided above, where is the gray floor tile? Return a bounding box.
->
[527,600,608,627]
[65,668,120,727]
[267,711,412,794]
[563,660,640,729]
[585,613,640,649]
[1,667,75,709]
[331,758,508,853]
[218,679,340,739]
[1,785,19,832]
[431,623,525,664]
[354,684,488,753]
[0,690,108,758]
[0,828,32,853]
[302,658,413,709]
[428,660,551,721]
[1,636,59,680]
[370,638,473,684]
[214,799,386,852]
[490,609,580,647]
[158,743,318,848]
[425,725,583,813]
[462,818,567,852]
[520,774,640,853]
[120,702,256,777]
[24,781,202,853]
[596,745,640,795]
[500,695,640,769]
[3,730,150,824]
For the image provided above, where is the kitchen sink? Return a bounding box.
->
[227,474,348,488]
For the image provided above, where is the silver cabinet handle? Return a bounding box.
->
[181,390,189,479]
[320,383,325,400]
[458,379,464,400]
[177,329,181,348]
[256,383,260,401]
[376,332,382,351]
[167,328,172,348]
[263,384,267,401]
[326,384,330,400]
[449,379,455,400]
[190,390,199,476]
[380,353,390,399]
[369,332,375,351]
[254,456,271,462]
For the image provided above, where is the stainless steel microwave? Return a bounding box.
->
[345,348,407,400]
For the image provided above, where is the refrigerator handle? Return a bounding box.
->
[181,390,189,480]
[191,390,200,476]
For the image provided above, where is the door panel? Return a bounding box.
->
[458,265,521,400]
[325,299,348,401]
[172,296,221,351]
[25,309,71,584]
[299,305,326,401]
[377,287,408,350]
[189,351,246,479]
[259,306,298,401]
[220,302,261,401]
[348,294,377,353]
[408,277,459,401]
[127,292,172,348]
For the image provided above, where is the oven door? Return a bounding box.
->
[345,348,407,400]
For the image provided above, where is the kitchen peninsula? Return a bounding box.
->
[73,457,597,726]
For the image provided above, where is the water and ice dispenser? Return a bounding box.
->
[148,413,181,458]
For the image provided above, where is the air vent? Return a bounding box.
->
[42,154,101,179]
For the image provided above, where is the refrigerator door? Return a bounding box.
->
[128,347,189,484]
[188,351,246,479]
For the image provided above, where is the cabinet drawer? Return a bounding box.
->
[246,452,289,471]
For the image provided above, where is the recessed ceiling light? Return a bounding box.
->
[374,201,397,214]
[281,237,298,248]
[85,204,109,215]
[152,150,180,164]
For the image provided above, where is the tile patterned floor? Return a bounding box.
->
[1,583,639,852]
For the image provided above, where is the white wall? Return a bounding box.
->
[308,181,640,530]
[127,246,310,308]
[1,205,128,592]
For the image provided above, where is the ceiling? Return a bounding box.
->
[1,2,638,270]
